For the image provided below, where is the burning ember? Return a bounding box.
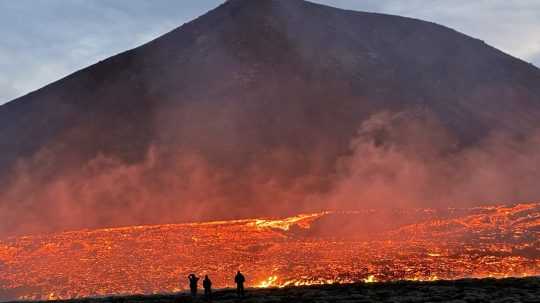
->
[0,203,539,301]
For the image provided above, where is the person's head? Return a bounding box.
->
[237,271,240,274]
[205,275,208,279]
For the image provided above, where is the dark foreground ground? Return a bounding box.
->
[12,277,540,303]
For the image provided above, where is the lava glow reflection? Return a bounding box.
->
[0,203,539,301]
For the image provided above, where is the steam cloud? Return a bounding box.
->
[1,108,540,237]
[325,110,540,209]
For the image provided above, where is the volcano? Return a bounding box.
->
[1,0,540,236]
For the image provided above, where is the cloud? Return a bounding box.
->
[312,0,540,66]
[531,52,540,67]
[0,0,222,104]
[0,75,18,103]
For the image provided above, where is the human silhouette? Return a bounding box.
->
[203,275,212,300]
[234,271,246,297]
[188,273,200,298]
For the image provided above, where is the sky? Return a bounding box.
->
[0,0,539,105]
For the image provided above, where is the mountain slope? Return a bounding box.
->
[1,0,540,236]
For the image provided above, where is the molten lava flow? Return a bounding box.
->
[0,203,539,301]
[249,212,328,231]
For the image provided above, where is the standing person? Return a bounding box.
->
[203,275,212,300]
[234,271,245,297]
[188,274,200,298]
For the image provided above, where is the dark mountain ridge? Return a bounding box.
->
[1,0,540,236]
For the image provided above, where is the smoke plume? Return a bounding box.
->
[1,108,540,237]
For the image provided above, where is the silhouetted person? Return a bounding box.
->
[188,273,200,298]
[203,275,212,300]
[234,271,245,297]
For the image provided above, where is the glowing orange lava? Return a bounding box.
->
[0,203,538,301]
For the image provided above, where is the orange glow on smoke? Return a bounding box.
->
[0,203,538,301]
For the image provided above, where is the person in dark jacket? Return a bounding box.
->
[234,271,245,297]
[203,275,212,300]
[188,273,200,298]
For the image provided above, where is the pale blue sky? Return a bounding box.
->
[1,0,539,104]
